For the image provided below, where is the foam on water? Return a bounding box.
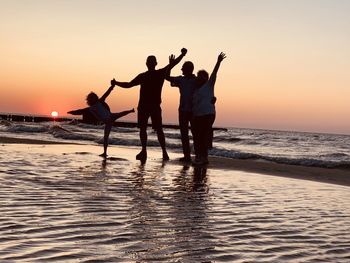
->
[1,120,350,169]
[0,144,349,262]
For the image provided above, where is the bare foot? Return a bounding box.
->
[136,150,147,162]
[99,153,107,158]
[162,152,169,161]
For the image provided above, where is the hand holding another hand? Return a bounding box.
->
[111,78,117,87]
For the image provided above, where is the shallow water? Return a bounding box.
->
[0,144,350,262]
[1,120,350,168]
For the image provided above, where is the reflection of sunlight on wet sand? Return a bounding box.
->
[0,143,350,262]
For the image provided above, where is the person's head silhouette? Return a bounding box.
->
[196,70,209,87]
[146,55,157,70]
[181,61,194,77]
[86,92,99,106]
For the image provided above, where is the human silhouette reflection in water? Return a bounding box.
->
[192,166,209,192]
[124,162,214,262]
[113,48,187,163]
[126,162,168,259]
[169,165,214,261]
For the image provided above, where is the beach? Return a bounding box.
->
[1,138,350,262]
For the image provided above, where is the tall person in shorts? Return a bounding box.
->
[113,48,187,162]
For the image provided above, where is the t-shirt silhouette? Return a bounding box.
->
[132,68,167,107]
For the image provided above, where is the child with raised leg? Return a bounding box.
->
[85,79,134,157]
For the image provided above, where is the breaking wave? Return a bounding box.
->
[2,120,350,169]
[209,147,350,169]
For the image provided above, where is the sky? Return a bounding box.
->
[1,0,350,134]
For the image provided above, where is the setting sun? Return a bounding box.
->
[51,111,58,118]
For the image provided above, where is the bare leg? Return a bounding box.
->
[136,127,147,162]
[179,111,191,161]
[140,127,147,151]
[156,128,169,160]
[101,109,134,158]
[101,123,112,158]
[111,108,135,122]
[191,117,200,161]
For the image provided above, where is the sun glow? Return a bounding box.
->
[51,111,58,118]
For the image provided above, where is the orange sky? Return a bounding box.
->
[1,0,350,134]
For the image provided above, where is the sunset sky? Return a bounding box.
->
[1,0,350,134]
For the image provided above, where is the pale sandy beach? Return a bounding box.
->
[1,136,350,262]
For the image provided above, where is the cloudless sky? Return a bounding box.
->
[1,0,350,134]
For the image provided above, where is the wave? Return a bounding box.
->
[6,123,49,133]
[320,153,349,158]
[2,121,349,169]
[48,124,183,150]
[49,125,97,141]
[71,121,138,133]
[209,147,350,169]
[0,120,12,127]
[214,135,242,143]
[102,137,182,149]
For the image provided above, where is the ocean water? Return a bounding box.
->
[1,119,350,169]
[0,144,350,262]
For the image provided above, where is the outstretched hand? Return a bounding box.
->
[111,78,117,86]
[218,52,226,62]
[181,48,187,56]
[169,54,175,64]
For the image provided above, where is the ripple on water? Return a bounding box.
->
[0,146,350,262]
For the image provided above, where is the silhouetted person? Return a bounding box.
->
[192,52,226,165]
[166,61,196,162]
[80,80,134,158]
[113,48,187,162]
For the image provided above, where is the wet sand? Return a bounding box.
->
[0,136,73,144]
[209,156,350,187]
[1,135,349,187]
[1,141,350,262]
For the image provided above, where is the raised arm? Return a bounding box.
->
[67,107,89,115]
[166,48,187,70]
[165,54,179,83]
[209,52,226,85]
[100,80,115,101]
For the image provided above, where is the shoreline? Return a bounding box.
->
[1,135,349,187]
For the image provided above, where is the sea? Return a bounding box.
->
[1,117,350,169]
[1,116,350,262]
